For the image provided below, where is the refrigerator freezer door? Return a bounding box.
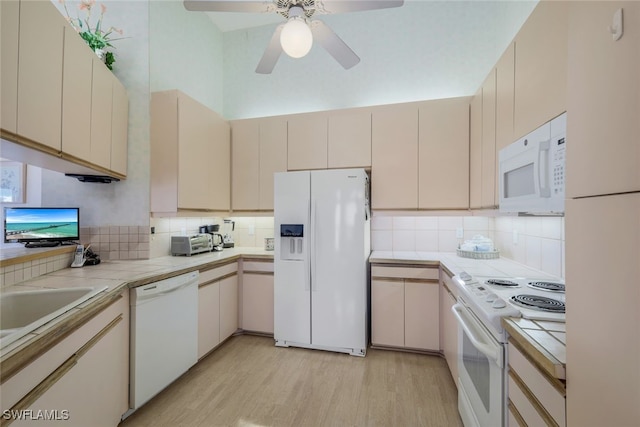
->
[310,169,368,353]
[274,171,311,345]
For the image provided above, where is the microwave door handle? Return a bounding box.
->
[538,139,551,197]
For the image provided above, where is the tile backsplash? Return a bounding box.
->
[1,252,75,289]
[80,226,150,261]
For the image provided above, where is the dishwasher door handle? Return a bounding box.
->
[133,272,199,303]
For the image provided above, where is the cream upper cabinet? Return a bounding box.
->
[1,0,19,133]
[17,0,64,151]
[231,117,287,211]
[566,1,640,197]
[469,88,483,209]
[418,97,470,209]
[495,42,515,153]
[111,78,129,176]
[514,1,568,139]
[371,104,419,209]
[288,113,328,170]
[481,69,497,208]
[61,25,93,161]
[89,59,113,170]
[231,119,260,211]
[151,90,230,213]
[327,110,372,168]
[259,117,287,210]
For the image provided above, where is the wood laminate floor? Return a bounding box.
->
[119,335,462,427]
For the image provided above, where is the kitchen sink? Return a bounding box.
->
[0,286,108,348]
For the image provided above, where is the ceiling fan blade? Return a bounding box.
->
[310,20,360,70]
[316,0,404,14]
[255,23,285,74]
[183,0,272,13]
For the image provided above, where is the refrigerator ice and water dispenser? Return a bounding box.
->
[280,224,304,260]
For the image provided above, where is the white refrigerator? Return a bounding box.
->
[274,168,371,356]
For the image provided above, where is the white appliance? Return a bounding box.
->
[274,168,371,357]
[452,272,566,427]
[127,271,199,416]
[499,112,567,214]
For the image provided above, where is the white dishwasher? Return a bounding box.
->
[127,270,199,415]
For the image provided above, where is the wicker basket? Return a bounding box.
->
[456,248,500,260]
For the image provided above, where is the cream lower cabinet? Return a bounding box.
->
[439,270,459,386]
[2,292,129,427]
[508,340,566,427]
[371,265,439,351]
[151,90,230,213]
[241,260,274,334]
[198,262,238,359]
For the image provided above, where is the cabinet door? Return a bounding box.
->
[90,60,113,170]
[150,91,179,213]
[481,69,497,208]
[242,273,274,333]
[288,113,328,170]
[565,193,640,427]
[514,1,568,138]
[17,0,64,150]
[219,274,239,340]
[0,0,19,133]
[209,113,231,210]
[440,280,458,385]
[62,26,93,161]
[469,88,483,209]
[327,110,372,168]
[566,1,640,197]
[111,78,129,176]
[405,281,439,351]
[495,42,515,153]
[198,282,221,359]
[259,117,287,210]
[371,279,404,347]
[418,98,470,209]
[371,104,419,209]
[231,119,260,210]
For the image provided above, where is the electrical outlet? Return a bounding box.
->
[248,225,255,236]
[513,230,519,245]
[456,228,464,239]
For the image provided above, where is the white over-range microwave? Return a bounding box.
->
[499,112,567,214]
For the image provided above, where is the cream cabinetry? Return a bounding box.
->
[327,110,372,168]
[371,105,419,209]
[418,97,470,209]
[1,0,19,133]
[1,292,129,426]
[231,117,287,211]
[110,78,129,176]
[439,270,458,386]
[198,262,238,358]
[513,1,568,139]
[371,265,439,351]
[89,59,114,170]
[241,260,274,334]
[508,340,566,427]
[495,42,515,153]
[288,113,328,170]
[150,90,230,213]
[16,0,64,151]
[469,88,483,209]
[481,69,497,208]
[566,1,640,197]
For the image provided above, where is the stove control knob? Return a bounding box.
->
[485,293,498,303]
[492,299,507,309]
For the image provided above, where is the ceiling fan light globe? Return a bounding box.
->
[280,18,313,58]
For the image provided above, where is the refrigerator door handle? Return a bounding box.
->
[311,198,317,292]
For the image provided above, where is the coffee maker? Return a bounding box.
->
[221,219,235,248]
[198,224,224,251]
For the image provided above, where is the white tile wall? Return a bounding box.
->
[1,253,75,289]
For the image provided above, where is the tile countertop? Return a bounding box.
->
[370,251,566,382]
[0,247,274,362]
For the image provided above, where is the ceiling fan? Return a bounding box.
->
[183,0,405,74]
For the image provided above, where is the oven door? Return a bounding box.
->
[452,302,505,427]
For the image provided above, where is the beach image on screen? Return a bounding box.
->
[5,208,79,240]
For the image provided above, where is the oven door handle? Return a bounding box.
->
[452,303,503,368]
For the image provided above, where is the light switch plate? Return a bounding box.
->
[456,228,464,238]
[513,230,519,245]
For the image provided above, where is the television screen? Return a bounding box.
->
[4,207,80,244]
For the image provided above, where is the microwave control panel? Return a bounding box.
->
[551,136,566,195]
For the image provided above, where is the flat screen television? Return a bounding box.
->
[4,207,80,247]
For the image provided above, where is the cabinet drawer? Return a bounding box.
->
[371,266,438,280]
[508,375,548,427]
[200,262,238,285]
[509,341,566,427]
[242,261,274,273]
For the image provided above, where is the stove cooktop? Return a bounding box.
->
[510,294,566,313]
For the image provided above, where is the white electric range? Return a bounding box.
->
[451,271,565,427]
